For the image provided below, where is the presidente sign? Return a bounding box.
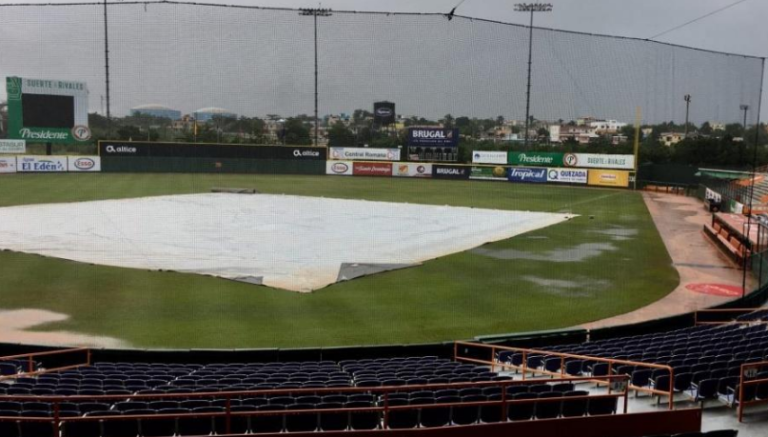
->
[408,128,459,148]
[508,152,564,167]
[565,153,635,170]
[0,140,26,154]
[329,147,400,161]
[6,76,90,144]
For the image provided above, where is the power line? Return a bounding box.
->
[647,0,750,41]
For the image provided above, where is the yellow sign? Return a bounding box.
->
[588,169,629,187]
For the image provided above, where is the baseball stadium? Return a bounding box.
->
[0,1,766,436]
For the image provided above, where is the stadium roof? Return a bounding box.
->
[194,107,235,114]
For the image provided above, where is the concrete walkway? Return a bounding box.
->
[582,192,755,330]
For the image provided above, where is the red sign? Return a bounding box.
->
[686,283,743,297]
[353,162,392,177]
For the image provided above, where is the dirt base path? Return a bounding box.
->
[581,192,754,329]
[0,309,127,348]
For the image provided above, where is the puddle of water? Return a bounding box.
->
[472,242,617,262]
[521,275,611,297]
[590,227,638,241]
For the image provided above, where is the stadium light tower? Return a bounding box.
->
[740,104,750,130]
[684,94,692,137]
[514,3,553,148]
[300,8,333,147]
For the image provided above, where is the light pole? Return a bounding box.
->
[300,8,332,147]
[514,3,552,148]
[740,104,749,131]
[684,94,691,137]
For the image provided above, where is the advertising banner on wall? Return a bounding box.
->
[0,140,26,154]
[353,162,392,177]
[0,157,17,173]
[432,165,470,179]
[326,160,354,176]
[329,147,400,161]
[17,155,67,172]
[99,142,327,160]
[508,152,564,167]
[68,156,102,172]
[588,169,630,187]
[472,151,507,165]
[565,153,634,170]
[408,128,459,148]
[547,168,588,184]
[470,166,508,181]
[508,167,548,183]
[393,163,432,178]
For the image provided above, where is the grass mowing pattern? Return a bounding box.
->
[0,173,678,348]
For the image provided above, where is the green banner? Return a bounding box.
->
[508,152,564,167]
[470,166,508,180]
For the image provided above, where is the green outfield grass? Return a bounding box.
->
[0,173,678,348]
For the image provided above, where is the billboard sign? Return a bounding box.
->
[472,151,507,164]
[330,147,400,161]
[352,162,392,177]
[326,160,354,176]
[0,140,26,154]
[588,169,630,187]
[68,156,102,172]
[393,163,432,178]
[6,76,90,144]
[508,152,564,167]
[99,142,327,160]
[565,153,635,170]
[432,165,470,180]
[408,128,459,148]
[0,157,17,173]
[547,168,588,184]
[373,101,396,125]
[508,167,547,183]
[470,166,508,181]
[17,155,67,172]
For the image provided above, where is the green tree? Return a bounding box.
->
[283,118,311,145]
[442,114,454,129]
[327,122,356,148]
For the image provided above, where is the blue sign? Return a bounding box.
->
[508,167,547,183]
[408,128,459,148]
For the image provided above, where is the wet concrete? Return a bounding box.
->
[581,193,755,329]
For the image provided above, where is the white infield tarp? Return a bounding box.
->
[0,194,573,292]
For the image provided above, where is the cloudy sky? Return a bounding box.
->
[1,0,765,123]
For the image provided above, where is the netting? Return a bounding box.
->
[0,2,763,125]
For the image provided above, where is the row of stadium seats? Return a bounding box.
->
[0,388,618,436]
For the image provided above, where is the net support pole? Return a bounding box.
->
[633,106,641,190]
[103,0,111,129]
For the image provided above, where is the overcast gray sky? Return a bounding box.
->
[1,0,766,123]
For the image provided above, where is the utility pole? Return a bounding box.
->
[300,8,332,147]
[740,104,749,131]
[514,3,552,148]
[684,94,691,137]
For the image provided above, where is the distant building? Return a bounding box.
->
[194,107,237,122]
[590,119,627,134]
[550,124,596,144]
[130,104,181,120]
[660,132,685,147]
[709,121,726,131]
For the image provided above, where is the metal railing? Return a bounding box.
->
[0,373,630,433]
[737,360,768,422]
[693,308,765,326]
[0,347,90,381]
[454,341,675,409]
